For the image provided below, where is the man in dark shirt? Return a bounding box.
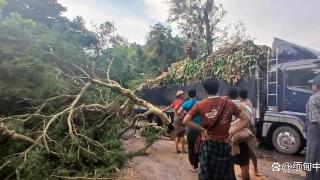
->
[183,78,250,180]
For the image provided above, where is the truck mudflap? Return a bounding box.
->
[262,122,272,137]
[262,111,307,139]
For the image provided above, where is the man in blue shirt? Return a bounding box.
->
[177,88,201,172]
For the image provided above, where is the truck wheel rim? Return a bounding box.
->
[277,131,296,151]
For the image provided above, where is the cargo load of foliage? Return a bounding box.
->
[159,40,270,86]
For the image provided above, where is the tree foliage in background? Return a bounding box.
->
[168,0,226,54]
[0,12,74,115]
[0,0,187,102]
[1,0,66,26]
[145,23,186,72]
[0,0,6,9]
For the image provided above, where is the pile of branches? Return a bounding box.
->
[158,40,270,86]
[0,52,170,179]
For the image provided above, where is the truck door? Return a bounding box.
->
[284,68,319,112]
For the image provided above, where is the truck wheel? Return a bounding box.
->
[272,126,302,155]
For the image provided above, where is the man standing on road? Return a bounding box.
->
[163,90,187,153]
[177,88,202,172]
[238,89,260,177]
[183,78,250,180]
[306,75,320,180]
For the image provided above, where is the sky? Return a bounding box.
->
[58,0,320,50]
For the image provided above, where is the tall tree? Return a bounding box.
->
[70,16,87,32]
[145,23,172,68]
[144,23,186,73]
[92,22,127,59]
[168,0,226,54]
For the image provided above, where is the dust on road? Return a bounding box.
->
[117,137,305,180]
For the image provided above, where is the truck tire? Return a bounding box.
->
[272,126,302,155]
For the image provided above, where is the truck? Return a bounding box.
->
[134,38,320,155]
[254,38,320,154]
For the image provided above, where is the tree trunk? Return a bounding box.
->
[204,0,213,54]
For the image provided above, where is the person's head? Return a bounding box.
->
[176,90,185,99]
[202,78,220,95]
[239,88,248,100]
[188,88,197,98]
[309,75,320,92]
[227,87,238,100]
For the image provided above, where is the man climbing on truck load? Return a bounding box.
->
[163,90,187,153]
[306,75,320,180]
[183,78,250,180]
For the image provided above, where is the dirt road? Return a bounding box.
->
[117,137,305,180]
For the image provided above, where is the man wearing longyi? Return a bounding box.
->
[183,78,250,180]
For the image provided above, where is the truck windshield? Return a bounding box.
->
[287,68,320,92]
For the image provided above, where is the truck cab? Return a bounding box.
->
[258,38,320,154]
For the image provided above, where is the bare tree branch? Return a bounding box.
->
[39,107,72,151]
[120,71,169,111]
[67,82,92,142]
[97,113,116,128]
[46,51,91,79]
[0,122,36,144]
[91,79,170,125]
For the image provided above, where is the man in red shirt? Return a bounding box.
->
[163,90,186,153]
[183,78,250,180]
[171,90,185,112]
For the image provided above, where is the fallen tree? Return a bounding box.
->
[0,39,270,179]
[0,52,170,179]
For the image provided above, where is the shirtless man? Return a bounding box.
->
[238,89,260,177]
